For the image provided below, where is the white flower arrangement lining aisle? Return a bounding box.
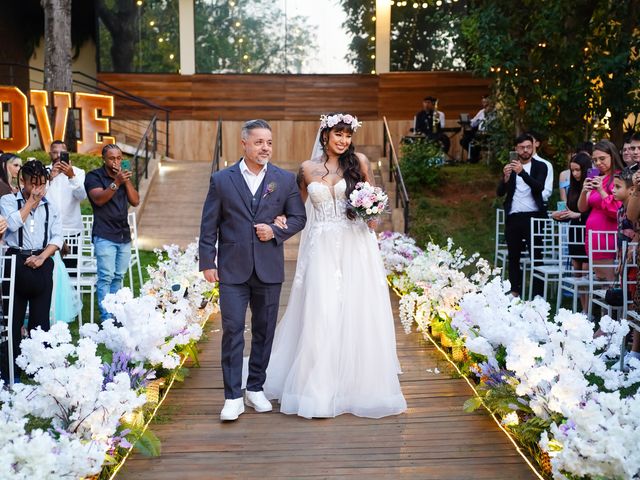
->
[378,231,640,480]
[0,241,219,480]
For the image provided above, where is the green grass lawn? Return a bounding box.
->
[407,163,499,261]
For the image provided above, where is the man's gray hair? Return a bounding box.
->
[241,119,271,139]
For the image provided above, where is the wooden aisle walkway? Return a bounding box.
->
[118,262,537,480]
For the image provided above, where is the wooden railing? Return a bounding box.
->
[383,116,410,234]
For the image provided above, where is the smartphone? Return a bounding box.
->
[556,200,566,211]
[586,167,600,179]
[121,159,131,171]
[59,152,69,164]
[509,151,518,162]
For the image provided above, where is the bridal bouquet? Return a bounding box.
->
[348,182,388,222]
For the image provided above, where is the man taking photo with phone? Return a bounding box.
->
[497,133,548,298]
[47,140,87,271]
[85,144,139,321]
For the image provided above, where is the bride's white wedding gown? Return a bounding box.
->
[263,179,407,419]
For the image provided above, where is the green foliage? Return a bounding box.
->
[98,0,180,73]
[408,163,496,260]
[341,0,468,72]
[132,428,161,457]
[17,150,103,174]
[399,139,443,191]
[461,0,640,167]
[463,396,483,413]
[194,0,316,74]
[510,416,553,446]
[98,0,316,73]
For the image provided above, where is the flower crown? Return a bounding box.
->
[319,113,362,132]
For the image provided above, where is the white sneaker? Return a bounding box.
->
[220,398,244,421]
[245,390,273,413]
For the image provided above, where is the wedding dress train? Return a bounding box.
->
[263,179,407,418]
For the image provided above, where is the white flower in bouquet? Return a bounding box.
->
[348,182,388,222]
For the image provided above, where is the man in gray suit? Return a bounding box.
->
[199,119,306,421]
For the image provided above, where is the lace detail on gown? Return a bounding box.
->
[263,179,407,419]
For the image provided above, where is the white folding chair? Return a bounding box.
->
[63,228,97,325]
[617,242,639,368]
[127,211,143,295]
[497,208,531,290]
[528,217,561,301]
[495,208,508,278]
[587,229,620,320]
[557,224,589,312]
[0,250,17,385]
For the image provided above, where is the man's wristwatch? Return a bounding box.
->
[109,182,118,191]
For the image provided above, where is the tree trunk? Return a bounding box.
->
[41,0,72,92]
[41,0,75,149]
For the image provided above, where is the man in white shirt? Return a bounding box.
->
[47,140,87,270]
[526,131,554,205]
[496,133,548,298]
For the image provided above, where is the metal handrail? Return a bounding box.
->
[382,116,410,234]
[132,114,157,189]
[0,62,171,157]
[211,119,223,174]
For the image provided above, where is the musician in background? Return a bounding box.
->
[414,96,450,153]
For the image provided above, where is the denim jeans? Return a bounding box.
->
[94,236,131,321]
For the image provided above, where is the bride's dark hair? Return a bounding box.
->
[318,114,363,220]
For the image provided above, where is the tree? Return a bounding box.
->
[41,0,72,92]
[41,0,74,148]
[341,0,468,73]
[461,0,640,165]
[97,0,315,73]
[194,0,315,74]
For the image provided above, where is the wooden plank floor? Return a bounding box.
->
[118,261,537,479]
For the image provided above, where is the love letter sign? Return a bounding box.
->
[0,86,116,154]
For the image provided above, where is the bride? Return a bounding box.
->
[262,113,407,419]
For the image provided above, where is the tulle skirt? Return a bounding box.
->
[263,220,407,419]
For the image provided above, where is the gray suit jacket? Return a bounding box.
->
[198,160,306,284]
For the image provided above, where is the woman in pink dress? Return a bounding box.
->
[577,139,625,281]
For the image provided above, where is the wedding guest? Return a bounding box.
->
[552,153,592,311]
[47,140,87,271]
[0,153,22,193]
[0,160,62,382]
[525,131,554,205]
[497,133,548,298]
[85,144,139,321]
[623,168,640,370]
[0,154,15,197]
[577,140,624,282]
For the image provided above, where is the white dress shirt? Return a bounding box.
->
[533,154,554,202]
[239,159,268,196]
[509,162,538,214]
[46,165,86,234]
[471,109,486,131]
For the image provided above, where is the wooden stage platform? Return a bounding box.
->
[118,262,537,479]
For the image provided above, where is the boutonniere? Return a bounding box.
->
[263,182,277,199]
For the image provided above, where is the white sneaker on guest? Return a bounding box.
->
[220,398,244,421]
[245,390,273,412]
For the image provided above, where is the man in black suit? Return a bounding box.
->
[497,133,548,298]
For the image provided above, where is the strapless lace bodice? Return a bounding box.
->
[307,179,349,222]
